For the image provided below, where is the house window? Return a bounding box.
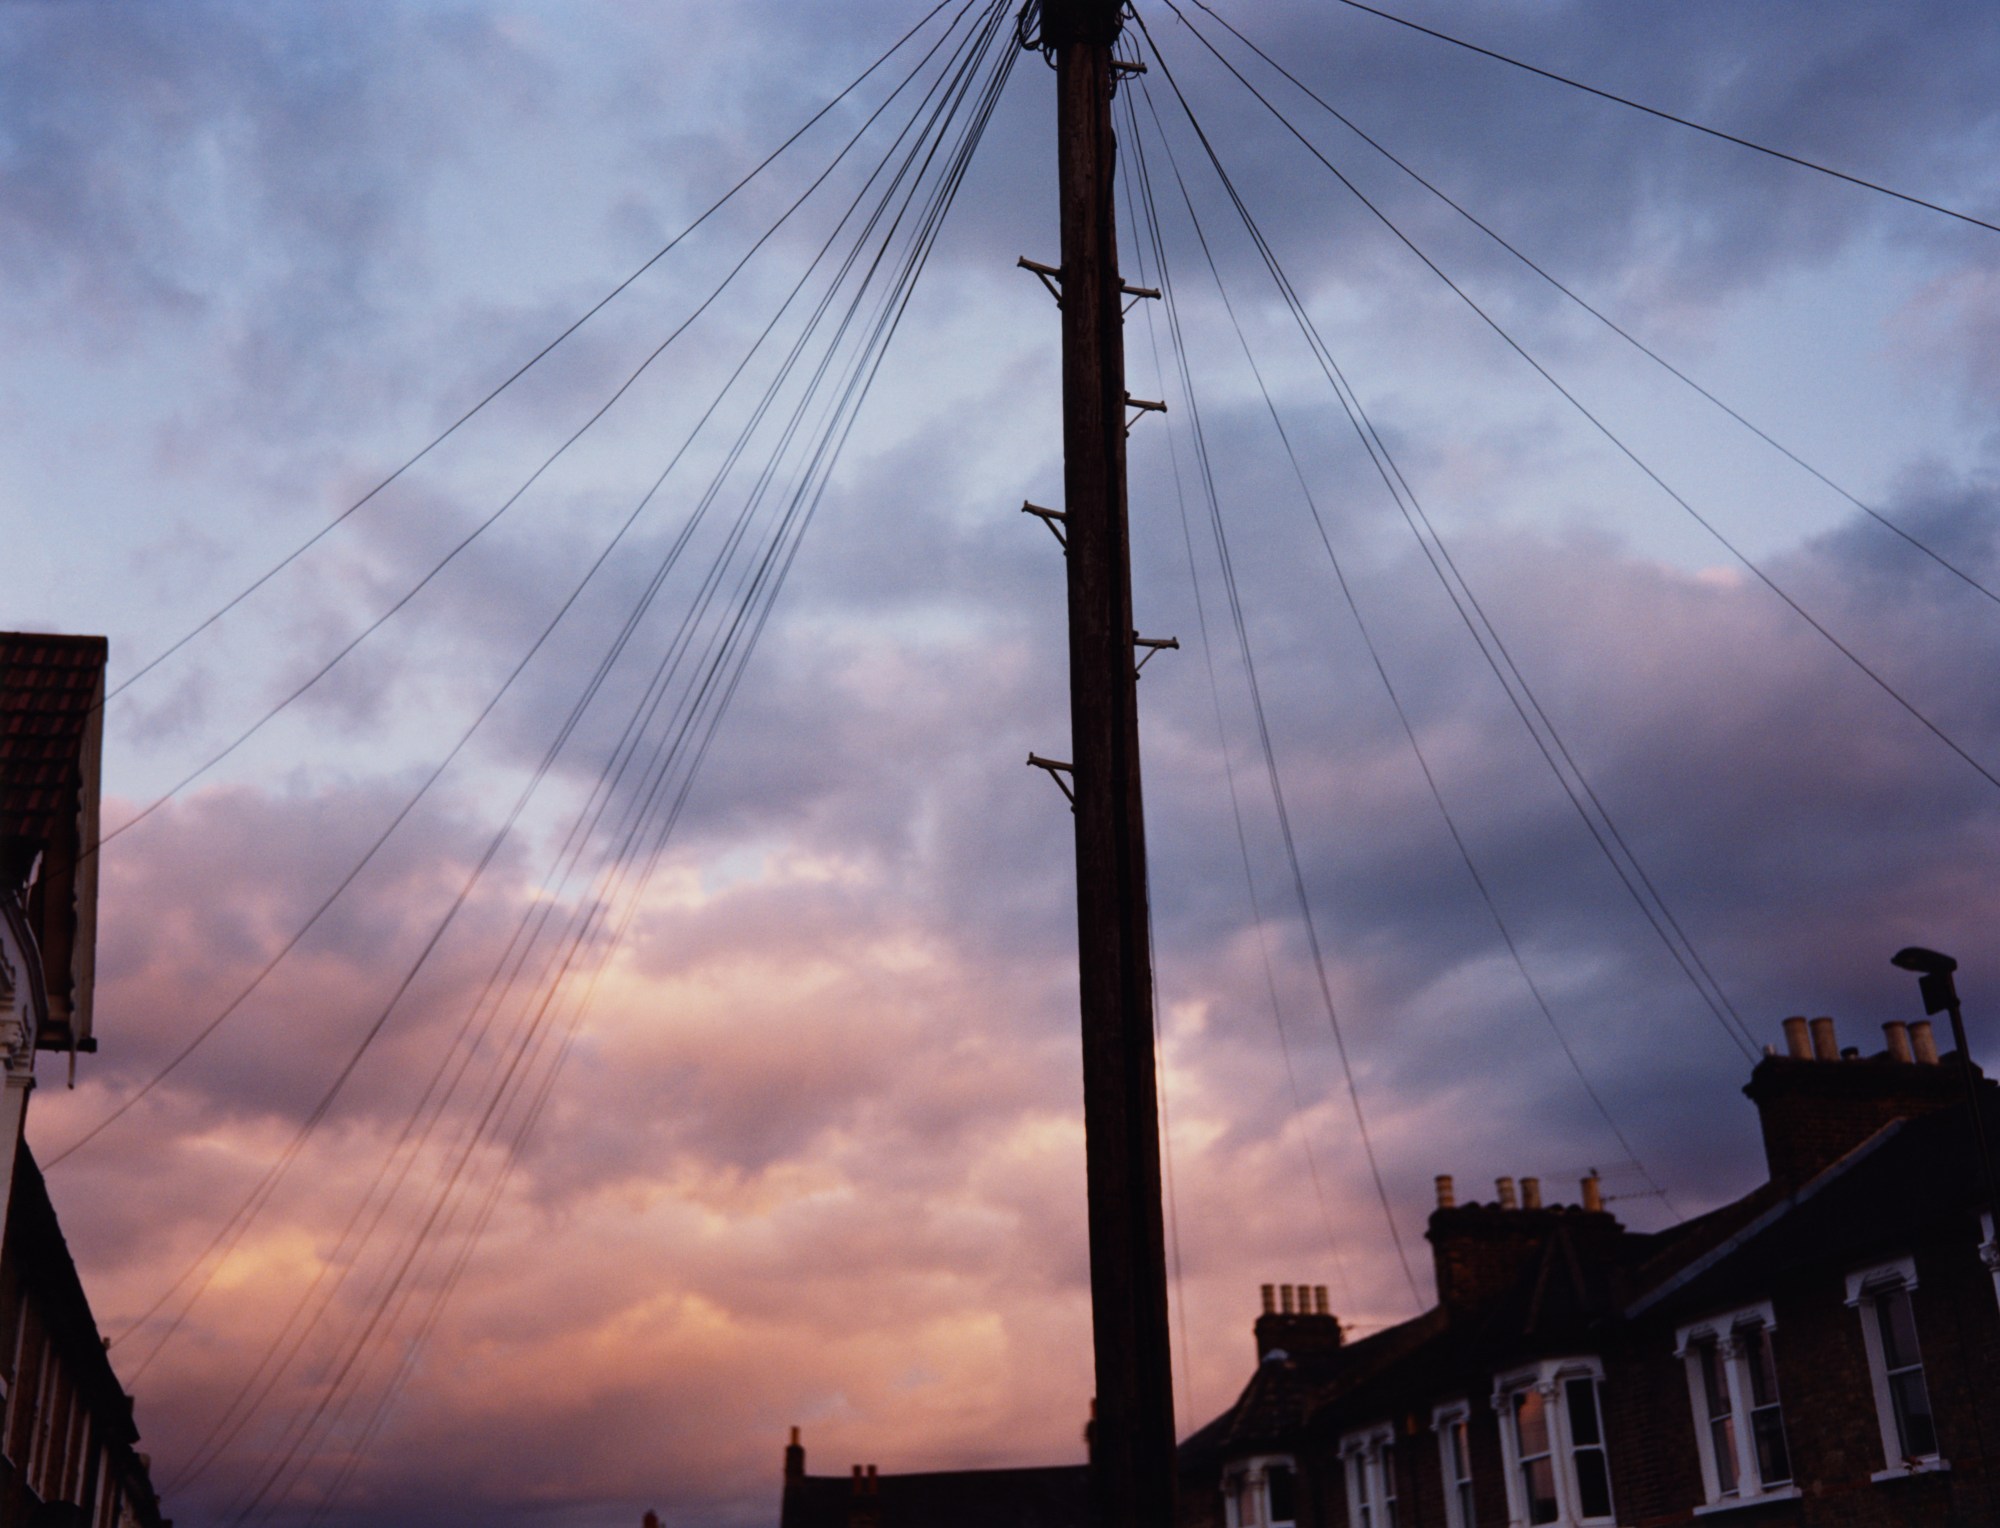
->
[1339,1424,1397,1528]
[1432,1401,1477,1528]
[1845,1257,1942,1476]
[1223,1455,1297,1528]
[1492,1359,1615,1527]
[1675,1301,1794,1507]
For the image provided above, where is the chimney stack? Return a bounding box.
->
[1435,1174,1456,1209]
[1580,1173,1603,1213]
[1809,1016,1838,1061]
[1496,1176,1518,1210]
[1782,1016,1811,1059]
[1520,1176,1542,1210]
[1883,1022,1914,1064]
[1912,1020,1940,1065]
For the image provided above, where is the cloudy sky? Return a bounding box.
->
[6,2,2000,1525]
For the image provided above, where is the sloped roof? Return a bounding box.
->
[1184,1308,1449,1461]
[0,631,106,852]
[0,631,106,1049]
[1629,1081,1999,1325]
[782,1463,1090,1528]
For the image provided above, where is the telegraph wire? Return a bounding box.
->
[99,0,964,708]
[1206,0,2000,237]
[1122,85,1425,1309]
[129,0,1005,1439]
[1119,103,1358,1314]
[1143,12,1760,1056]
[192,12,1018,1512]
[1175,1,2000,611]
[1145,5,1759,1057]
[1128,82,1681,1217]
[162,0,1008,1456]
[92,0,992,861]
[250,29,1022,1514]
[52,0,996,1179]
[1148,8,2000,800]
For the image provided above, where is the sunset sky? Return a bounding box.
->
[6,3,2000,1526]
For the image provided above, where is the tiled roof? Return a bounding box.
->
[0,631,107,848]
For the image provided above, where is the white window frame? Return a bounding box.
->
[1221,1453,1298,1528]
[1491,1358,1617,1528]
[1979,1212,1999,1314]
[1339,1422,1398,1528]
[1844,1255,1946,1479]
[1432,1400,1478,1528]
[1673,1300,1798,1512]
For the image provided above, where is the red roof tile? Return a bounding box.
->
[0,632,107,846]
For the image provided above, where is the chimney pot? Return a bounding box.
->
[1580,1173,1603,1213]
[1912,1020,1940,1065]
[1884,1021,1914,1064]
[1435,1173,1456,1209]
[1314,1285,1328,1315]
[1809,1016,1838,1061]
[1283,1284,1297,1314]
[1763,1043,1778,1057]
[1782,1016,1811,1059]
[790,1426,801,1447]
[1260,1283,1275,1314]
[1521,1176,1543,1210]
[1496,1176,1518,1210]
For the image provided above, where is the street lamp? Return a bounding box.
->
[1890,946,1998,1221]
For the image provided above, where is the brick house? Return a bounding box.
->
[770,1011,2000,1528]
[1182,1014,2000,1528]
[1,633,169,1527]
[779,1427,1089,1528]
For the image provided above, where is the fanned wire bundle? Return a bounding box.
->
[64,3,1021,1520]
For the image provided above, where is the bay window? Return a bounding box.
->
[1223,1455,1297,1528]
[1492,1359,1615,1527]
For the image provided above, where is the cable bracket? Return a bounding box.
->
[1121,277,1161,315]
[1124,393,1167,435]
[1018,255,1063,306]
[1132,633,1179,677]
[1026,752,1076,810]
[1022,500,1068,549]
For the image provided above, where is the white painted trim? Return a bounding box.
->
[1339,1423,1395,1528]
[1980,1212,1999,1314]
[1673,1301,1789,1505]
[1844,1254,1918,1307]
[1844,1257,1943,1473]
[1491,1358,1617,1528]
[1222,1453,1297,1528]
[1431,1401,1475,1528]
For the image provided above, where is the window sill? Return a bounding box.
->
[1694,1488,1801,1516]
[1871,1458,1949,1482]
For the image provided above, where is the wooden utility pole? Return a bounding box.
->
[1041,3,1177,1525]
